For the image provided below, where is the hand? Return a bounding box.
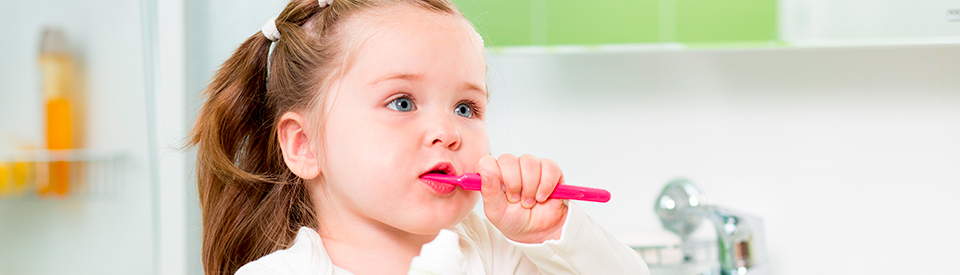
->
[476,154,568,244]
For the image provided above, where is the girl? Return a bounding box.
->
[190,0,648,274]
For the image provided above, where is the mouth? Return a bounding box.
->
[420,162,457,177]
[419,162,458,194]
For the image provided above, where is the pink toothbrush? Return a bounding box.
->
[420,173,611,203]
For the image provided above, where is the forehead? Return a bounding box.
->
[333,4,486,83]
[343,3,476,41]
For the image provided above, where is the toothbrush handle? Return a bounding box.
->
[439,173,611,203]
[549,184,611,203]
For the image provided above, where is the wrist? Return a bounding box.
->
[507,206,568,244]
[509,227,563,244]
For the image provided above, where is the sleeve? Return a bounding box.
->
[456,202,649,275]
[507,202,649,274]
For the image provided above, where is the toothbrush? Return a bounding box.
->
[420,173,611,203]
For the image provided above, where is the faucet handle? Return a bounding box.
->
[654,179,767,274]
[654,178,706,238]
[702,206,767,274]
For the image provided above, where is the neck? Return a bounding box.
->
[311,185,437,275]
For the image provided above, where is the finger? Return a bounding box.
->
[497,154,522,203]
[518,154,541,208]
[537,158,562,203]
[477,155,507,213]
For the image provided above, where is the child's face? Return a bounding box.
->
[316,7,487,234]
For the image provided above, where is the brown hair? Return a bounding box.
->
[189,0,462,274]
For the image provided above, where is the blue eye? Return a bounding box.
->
[388,97,416,112]
[454,102,474,117]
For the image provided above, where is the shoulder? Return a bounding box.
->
[235,227,336,275]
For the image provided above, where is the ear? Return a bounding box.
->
[277,111,320,180]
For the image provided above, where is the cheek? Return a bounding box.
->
[460,122,489,167]
[468,122,489,150]
[324,116,409,172]
[322,113,428,195]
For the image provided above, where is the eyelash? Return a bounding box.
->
[386,94,483,118]
[457,100,483,119]
[388,94,416,112]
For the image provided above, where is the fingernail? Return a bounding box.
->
[536,193,547,202]
[510,194,520,203]
[523,198,536,208]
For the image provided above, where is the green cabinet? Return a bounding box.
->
[676,0,777,43]
[453,0,777,47]
[546,0,659,45]
[455,0,534,46]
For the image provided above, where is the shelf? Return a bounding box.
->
[0,149,126,199]
[631,239,722,275]
[631,239,717,267]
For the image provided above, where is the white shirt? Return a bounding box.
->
[236,202,649,275]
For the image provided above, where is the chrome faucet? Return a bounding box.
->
[654,179,767,275]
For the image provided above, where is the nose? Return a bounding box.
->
[423,113,461,150]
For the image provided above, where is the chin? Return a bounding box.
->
[405,200,476,234]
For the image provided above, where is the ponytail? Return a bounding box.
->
[191,3,319,275]
[190,0,463,274]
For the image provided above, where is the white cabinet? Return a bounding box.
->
[780,0,960,46]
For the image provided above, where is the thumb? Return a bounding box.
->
[476,155,507,214]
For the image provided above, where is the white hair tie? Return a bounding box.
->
[261,16,281,41]
[261,0,331,42]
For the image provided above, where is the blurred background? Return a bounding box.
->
[0,0,957,274]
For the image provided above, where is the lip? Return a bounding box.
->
[420,177,457,194]
[419,161,459,195]
[420,162,458,177]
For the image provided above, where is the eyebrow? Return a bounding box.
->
[371,73,421,85]
[461,82,488,98]
[372,73,488,97]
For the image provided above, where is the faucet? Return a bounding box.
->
[654,179,767,275]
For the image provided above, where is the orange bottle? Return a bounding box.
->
[38,28,75,197]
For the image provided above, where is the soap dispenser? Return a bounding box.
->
[38,27,76,196]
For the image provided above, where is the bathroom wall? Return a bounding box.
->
[483,45,960,274]
[3,0,953,274]
[181,1,960,274]
[0,0,156,274]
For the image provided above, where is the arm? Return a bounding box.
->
[506,202,649,274]
[456,202,648,275]
[472,154,648,274]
